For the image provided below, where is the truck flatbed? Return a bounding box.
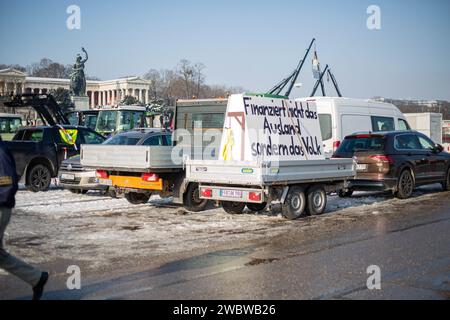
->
[186,158,355,186]
[81,144,181,172]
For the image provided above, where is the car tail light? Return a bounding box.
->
[249,191,262,202]
[333,140,341,151]
[369,155,394,164]
[201,188,212,198]
[96,170,109,179]
[141,173,159,182]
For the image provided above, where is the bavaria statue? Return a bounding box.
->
[69,47,88,96]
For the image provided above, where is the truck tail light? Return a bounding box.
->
[333,140,341,151]
[96,170,109,179]
[201,188,212,198]
[249,191,261,202]
[141,173,159,182]
[369,155,394,164]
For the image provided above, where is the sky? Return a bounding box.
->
[0,0,449,100]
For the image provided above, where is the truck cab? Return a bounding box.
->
[95,106,147,136]
[0,113,23,141]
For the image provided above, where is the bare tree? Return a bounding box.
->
[143,69,162,100]
[178,59,195,99]
[193,62,205,98]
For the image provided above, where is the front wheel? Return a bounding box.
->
[26,164,52,192]
[282,186,307,220]
[306,185,327,216]
[183,183,208,212]
[222,201,246,214]
[395,169,414,199]
[125,192,151,204]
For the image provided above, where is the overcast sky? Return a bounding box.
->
[1,0,449,100]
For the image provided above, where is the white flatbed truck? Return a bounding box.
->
[185,94,355,219]
[81,93,355,218]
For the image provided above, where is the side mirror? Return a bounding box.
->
[434,144,444,153]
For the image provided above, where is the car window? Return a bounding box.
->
[12,130,25,141]
[337,136,385,154]
[417,135,435,150]
[371,116,395,132]
[22,129,44,142]
[398,118,410,131]
[81,130,105,144]
[394,134,422,150]
[103,134,142,145]
[318,114,332,141]
[143,135,163,146]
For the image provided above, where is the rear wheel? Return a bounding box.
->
[306,185,327,216]
[26,164,52,192]
[125,192,151,204]
[395,169,414,199]
[246,202,267,212]
[282,186,307,220]
[183,183,208,212]
[222,201,246,214]
[442,168,450,191]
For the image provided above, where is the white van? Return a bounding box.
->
[296,97,410,157]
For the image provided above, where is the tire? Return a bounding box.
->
[442,167,450,191]
[222,201,246,214]
[125,192,151,205]
[69,189,78,194]
[246,202,267,212]
[306,185,327,216]
[183,183,208,212]
[338,189,353,198]
[80,189,88,195]
[26,164,52,192]
[281,186,307,220]
[395,169,414,199]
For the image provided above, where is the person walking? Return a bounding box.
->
[0,136,49,300]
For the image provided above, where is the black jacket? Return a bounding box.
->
[0,140,18,208]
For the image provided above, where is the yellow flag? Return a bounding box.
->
[59,129,78,145]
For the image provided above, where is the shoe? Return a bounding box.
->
[32,272,49,300]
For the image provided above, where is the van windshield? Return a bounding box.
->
[336,136,385,154]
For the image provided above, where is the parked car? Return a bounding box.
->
[296,97,410,157]
[58,155,108,194]
[333,130,450,199]
[4,126,106,192]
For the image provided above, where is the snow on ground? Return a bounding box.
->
[3,184,444,271]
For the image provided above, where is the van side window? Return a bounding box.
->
[371,116,394,132]
[398,119,410,130]
[394,134,421,150]
[318,114,332,140]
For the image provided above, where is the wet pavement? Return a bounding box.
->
[0,187,449,300]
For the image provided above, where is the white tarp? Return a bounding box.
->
[219,94,324,162]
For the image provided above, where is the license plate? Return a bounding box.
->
[61,173,75,180]
[220,189,243,199]
[356,164,368,171]
[97,178,112,186]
